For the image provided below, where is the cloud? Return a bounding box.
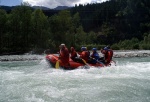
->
[22,0,108,9]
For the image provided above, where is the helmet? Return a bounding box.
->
[81,47,86,51]
[61,43,65,46]
[59,43,65,48]
[103,47,108,50]
[106,46,110,49]
[92,48,97,51]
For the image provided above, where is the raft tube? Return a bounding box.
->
[45,54,113,70]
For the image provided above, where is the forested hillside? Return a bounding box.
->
[69,0,150,47]
[0,0,150,54]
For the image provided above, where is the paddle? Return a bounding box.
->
[81,58,90,69]
[55,60,59,69]
[90,57,105,67]
[96,59,105,67]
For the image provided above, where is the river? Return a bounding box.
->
[0,51,150,102]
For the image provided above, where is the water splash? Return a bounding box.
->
[0,56,150,102]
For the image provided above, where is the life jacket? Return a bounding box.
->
[105,49,113,64]
[59,47,69,66]
[70,47,77,60]
[80,51,90,62]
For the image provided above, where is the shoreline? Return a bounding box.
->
[97,50,150,58]
[113,50,150,58]
[0,50,150,61]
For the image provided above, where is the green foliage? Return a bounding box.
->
[0,9,7,53]
[111,44,120,50]
[75,26,86,45]
[132,43,139,49]
[101,22,119,44]
[140,34,150,50]
[111,38,140,50]
[0,5,50,54]
[144,34,150,44]
[86,31,97,44]
[49,10,73,46]
[0,0,150,54]
[2,5,33,52]
[111,35,150,50]
[49,10,85,51]
[140,44,150,50]
[31,9,50,48]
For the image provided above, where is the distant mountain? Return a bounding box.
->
[0,5,71,11]
[32,6,71,10]
[54,6,71,10]
[32,6,51,10]
[0,5,15,11]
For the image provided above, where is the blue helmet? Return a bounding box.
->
[81,47,86,51]
[92,48,97,51]
[103,47,108,50]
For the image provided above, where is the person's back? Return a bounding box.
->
[106,49,113,63]
[89,48,100,64]
[103,47,113,64]
[79,47,90,62]
[91,48,100,60]
[70,47,77,61]
[59,44,69,66]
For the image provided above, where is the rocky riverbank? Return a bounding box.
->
[112,50,150,58]
[110,50,150,58]
[97,50,150,58]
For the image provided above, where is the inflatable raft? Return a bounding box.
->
[46,54,113,70]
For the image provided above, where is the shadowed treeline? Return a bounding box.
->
[0,0,150,55]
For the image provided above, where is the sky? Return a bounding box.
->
[0,0,108,9]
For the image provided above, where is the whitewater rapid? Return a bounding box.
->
[0,53,150,102]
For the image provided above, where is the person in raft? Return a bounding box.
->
[89,48,100,64]
[78,47,90,63]
[70,47,86,64]
[59,44,70,66]
[101,46,113,65]
[70,47,78,62]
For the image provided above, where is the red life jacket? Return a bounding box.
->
[80,51,90,62]
[59,47,69,66]
[70,47,77,60]
[105,49,113,64]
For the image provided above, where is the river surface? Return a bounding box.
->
[0,52,150,102]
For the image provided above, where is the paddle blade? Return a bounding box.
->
[81,59,90,69]
[82,59,86,64]
[55,60,59,69]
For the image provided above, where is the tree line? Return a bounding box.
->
[0,4,87,54]
[0,0,150,55]
[69,0,150,49]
